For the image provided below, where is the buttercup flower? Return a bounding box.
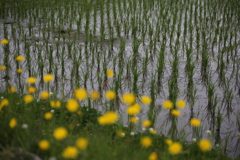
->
[16,56,25,61]
[9,86,16,93]
[117,130,125,137]
[53,127,68,140]
[41,91,49,99]
[165,139,173,145]
[44,112,53,120]
[149,128,157,134]
[149,152,157,160]
[162,100,173,109]
[74,88,88,101]
[50,101,61,108]
[0,98,9,110]
[0,65,5,71]
[122,93,136,105]
[27,77,37,84]
[24,95,34,104]
[38,140,50,150]
[171,109,181,117]
[190,118,201,127]
[62,146,78,159]
[105,90,116,100]
[107,69,114,77]
[168,142,182,155]
[76,138,88,150]
[90,90,100,100]
[17,68,23,73]
[126,103,141,115]
[198,139,211,151]
[140,136,152,148]
[98,111,118,125]
[9,118,17,128]
[141,96,152,105]
[129,117,139,123]
[66,99,79,112]
[142,120,151,128]
[27,86,36,94]
[176,99,186,108]
[1,39,9,45]
[43,74,53,83]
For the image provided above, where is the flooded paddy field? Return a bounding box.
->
[0,0,240,158]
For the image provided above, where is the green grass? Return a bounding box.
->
[0,92,234,160]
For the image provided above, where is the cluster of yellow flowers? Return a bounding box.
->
[164,138,212,155]
[98,111,118,125]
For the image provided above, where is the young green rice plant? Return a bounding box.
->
[200,42,210,84]
[147,78,158,127]
[206,82,216,127]
[132,68,139,95]
[156,46,165,93]
[215,109,223,145]
[222,82,234,119]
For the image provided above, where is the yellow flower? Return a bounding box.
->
[176,100,186,108]
[16,56,25,61]
[62,146,78,159]
[27,86,36,94]
[38,140,50,150]
[142,120,151,128]
[0,65,5,71]
[41,91,49,99]
[9,118,17,128]
[105,90,116,100]
[74,88,88,101]
[1,39,9,45]
[140,136,152,148]
[149,128,157,134]
[171,109,181,117]
[9,86,16,93]
[190,118,201,127]
[141,96,152,105]
[122,93,136,105]
[50,101,61,108]
[149,152,157,160]
[165,139,173,145]
[90,90,100,100]
[17,68,23,73]
[126,103,141,115]
[0,99,9,110]
[168,142,182,155]
[107,69,114,77]
[53,127,68,140]
[24,95,34,104]
[76,111,82,116]
[129,117,139,123]
[76,138,88,150]
[198,139,211,151]
[116,130,125,137]
[66,99,79,112]
[44,112,53,120]
[43,74,53,83]
[27,77,37,84]
[98,111,118,125]
[162,100,173,109]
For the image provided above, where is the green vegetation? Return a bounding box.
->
[0,0,239,159]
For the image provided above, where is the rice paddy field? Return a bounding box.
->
[0,0,240,159]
